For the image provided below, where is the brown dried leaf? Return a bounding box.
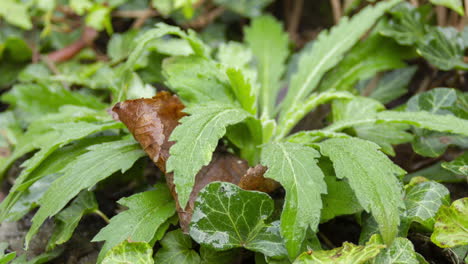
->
[239,165,280,193]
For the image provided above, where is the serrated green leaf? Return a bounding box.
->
[318,34,409,93]
[261,142,326,258]
[287,131,350,145]
[368,66,417,104]
[93,184,176,262]
[294,238,385,264]
[47,191,98,250]
[85,4,112,33]
[245,15,289,118]
[226,68,257,114]
[431,198,468,248]
[0,0,32,29]
[154,229,201,264]
[442,152,468,176]
[371,237,420,264]
[1,83,106,123]
[107,30,138,63]
[214,0,273,17]
[319,138,405,244]
[404,180,450,230]
[216,41,253,69]
[190,182,287,258]
[430,0,464,15]
[163,56,235,105]
[167,105,249,207]
[26,139,146,248]
[102,241,153,264]
[279,0,402,123]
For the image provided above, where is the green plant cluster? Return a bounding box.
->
[0,0,467,263]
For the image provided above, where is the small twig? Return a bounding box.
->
[93,209,111,224]
[131,9,159,29]
[47,26,98,63]
[330,0,342,24]
[287,0,304,43]
[465,0,468,18]
[183,6,225,29]
[113,9,158,18]
[435,6,447,26]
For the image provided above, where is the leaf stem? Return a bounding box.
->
[94,209,111,224]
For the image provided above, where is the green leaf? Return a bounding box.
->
[368,66,417,104]
[0,136,118,222]
[107,30,138,64]
[261,142,326,258]
[154,229,201,264]
[85,4,112,33]
[287,131,350,145]
[0,242,15,264]
[47,191,98,250]
[0,0,32,29]
[213,0,273,17]
[318,34,409,93]
[93,184,176,262]
[225,68,257,114]
[199,246,239,264]
[321,175,363,222]
[442,152,468,176]
[216,42,253,70]
[319,138,405,244]
[331,97,413,156]
[431,198,468,248]
[167,105,249,207]
[279,0,402,122]
[1,83,107,123]
[152,0,197,18]
[244,15,289,118]
[404,180,450,230]
[407,88,468,157]
[276,91,354,139]
[372,237,420,264]
[25,139,146,248]
[190,182,287,258]
[102,241,153,264]
[163,56,235,105]
[325,111,468,137]
[417,27,468,71]
[294,238,385,264]
[430,0,464,15]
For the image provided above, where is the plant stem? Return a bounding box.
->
[330,0,342,24]
[94,209,111,224]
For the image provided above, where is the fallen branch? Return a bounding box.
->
[47,26,98,63]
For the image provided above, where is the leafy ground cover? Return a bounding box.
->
[0,0,467,263]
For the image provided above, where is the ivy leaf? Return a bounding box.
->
[199,246,239,264]
[417,27,468,71]
[189,182,287,258]
[47,191,98,250]
[442,153,468,176]
[154,229,201,264]
[318,34,410,93]
[245,15,289,118]
[404,180,450,230]
[167,104,250,208]
[279,0,402,122]
[102,241,153,264]
[368,66,417,104]
[371,237,420,264]
[407,88,468,157]
[431,198,468,248]
[261,142,326,258]
[93,184,176,262]
[319,138,405,244]
[214,0,273,17]
[294,238,385,264]
[429,0,464,15]
[25,139,146,248]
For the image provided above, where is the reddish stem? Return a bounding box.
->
[47,27,98,63]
